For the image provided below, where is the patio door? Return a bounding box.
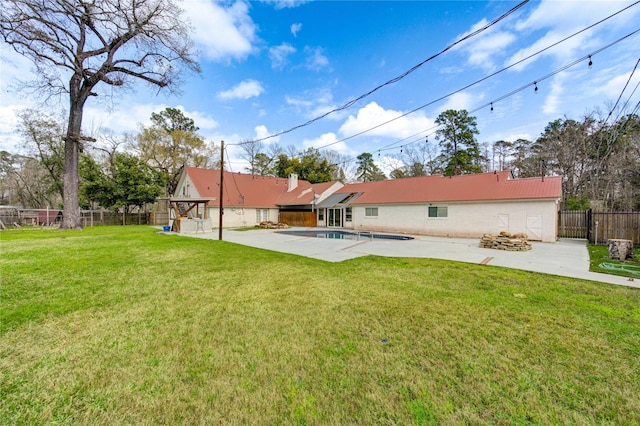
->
[327,208,342,228]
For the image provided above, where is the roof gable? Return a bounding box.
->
[182,167,341,208]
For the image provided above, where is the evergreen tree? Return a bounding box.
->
[435,109,482,176]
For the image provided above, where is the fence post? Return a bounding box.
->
[586,209,593,243]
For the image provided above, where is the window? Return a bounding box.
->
[256,209,269,223]
[428,206,448,218]
[345,207,352,222]
[318,209,324,221]
[365,207,378,217]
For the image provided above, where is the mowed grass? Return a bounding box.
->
[1,227,639,425]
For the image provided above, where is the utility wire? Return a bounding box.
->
[245,0,531,145]
[331,45,640,170]
[605,57,640,126]
[245,0,638,148]
[313,23,640,152]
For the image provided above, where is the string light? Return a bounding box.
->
[490,102,494,112]
[588,55,593,68]
[400,145,403,153]
[534,82,538,93]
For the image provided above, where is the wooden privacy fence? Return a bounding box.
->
[558,210,640,244]
[279,211,317,227]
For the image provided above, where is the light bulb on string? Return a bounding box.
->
[588,55,593,68]
[534,82,538,93]
[400,145,403,153]
[490,102,494,112]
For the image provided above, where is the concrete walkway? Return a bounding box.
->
[179,228,639,288]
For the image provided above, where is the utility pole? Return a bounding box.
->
[219,140,224,240]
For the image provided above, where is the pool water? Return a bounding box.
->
[276,230,414,241]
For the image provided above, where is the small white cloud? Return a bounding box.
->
[291,23,302,37]
[253,125,280,145]
[285,87,343,121]
[0,104,25,152]
[440,92,478,112]
[338,102,435,140]
[453,19,516,71]
[542,77,564,115]
[218,79,265,100]
[182,0,258,61]
[304,46,330,72]
[261,0,310,10]
[269,43,296,69]
[302,132,353,155]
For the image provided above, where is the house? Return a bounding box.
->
[173,167,343,230]
[317,171,562,242]
[175,168,562,241]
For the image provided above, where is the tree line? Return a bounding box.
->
[3,107,639,213]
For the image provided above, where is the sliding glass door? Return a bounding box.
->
[327,208,342,228]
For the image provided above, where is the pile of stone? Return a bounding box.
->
[479,232,532,251]
[257,221,289,229]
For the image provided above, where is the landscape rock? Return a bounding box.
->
[480,233,532,251]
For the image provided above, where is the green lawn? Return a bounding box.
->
[1,226,639,425]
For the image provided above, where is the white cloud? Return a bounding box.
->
[453,19,516,71]
[254,125,280,145]
[542,77,565,115]
[440,92,478,112]
[0,104,25,152]
[291,23,302,37]
[183,0,258,61]
[592,66,640,101]
[218,79,265,100]
[304,46,330,71]
[269,43,296,69]
[261,0,310,10]
[83,104,219,138]
[508,0,640,70]
[301,132,353,155]
[338,102,435,140]
[285,87,344,121]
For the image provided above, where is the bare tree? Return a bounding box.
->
[1,0,199,228]
[239,139,264,175]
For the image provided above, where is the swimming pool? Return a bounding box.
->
[276,229,414,241]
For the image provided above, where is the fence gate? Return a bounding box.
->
[558,210,640,244]
[558,210,589,239]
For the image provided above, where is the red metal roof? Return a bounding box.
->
[337,171,562,204]
[184,167,327,207]
[185,168,562,208]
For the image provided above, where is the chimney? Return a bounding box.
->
[288,173,298,192]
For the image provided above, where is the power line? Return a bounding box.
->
[605,57,640,126]
[310,8,640,152]
[244,0,638,149]
[331,48,640,171]
[245,0,531,145]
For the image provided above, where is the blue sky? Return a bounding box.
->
[1,0,639,175]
